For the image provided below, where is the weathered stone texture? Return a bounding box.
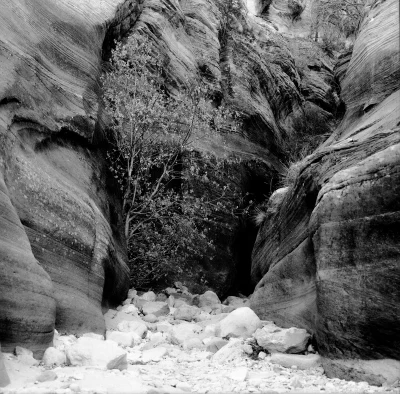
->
[0,0,130,356]
[251,0,400,383]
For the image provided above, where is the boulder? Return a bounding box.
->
[127,289,137,299]
[142,301,170,317]
[143,314,158,323]
[141,333,167,350]
[204,323,221,338]
[170,323,202,345]
[36,371,58,383]
[165,287,178,295]
[66,337,127,370]
[42,347,67,366]
[173,299,189,308]
[173,305,201,321]
[142,347,168,363]
[183,338,204,350]
[117,319,147,338]
[156,293,168,302]
[219,307,262,339]
[120,304,140,316]
[14,347,39,367]
[106,331,138,347]
[210,304,223,315]
[196,291,221,308]
[104,309,144,331]
[156,321,173,334]
[194,311,212,322]
[253,325,310,353]
[141,291,157,302]
[270,353,322,370]
[206,338,228,354]
[223,296,248,308]
[212,338,245,364]
[221,305,236,313]
[228,366,248,382]
[54,335,77,351]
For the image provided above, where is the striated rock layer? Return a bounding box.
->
[251,0,400,384]
[0,0,130,357]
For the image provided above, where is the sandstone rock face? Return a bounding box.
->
[0,0,130,356]
[251,0,400,383]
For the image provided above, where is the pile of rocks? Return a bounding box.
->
[1,284,398,393]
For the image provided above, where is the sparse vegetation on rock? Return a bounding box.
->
[102,35,241,290]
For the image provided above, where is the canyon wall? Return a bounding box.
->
[251,0,400,384]
[0,0,131,357]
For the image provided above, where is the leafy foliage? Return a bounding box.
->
[279,104,332,188]
[102,34,239,289]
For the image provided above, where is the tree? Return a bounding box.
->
[101,34,239,289]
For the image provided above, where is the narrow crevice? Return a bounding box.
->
[0,97,21,106]
[229,162,280,296]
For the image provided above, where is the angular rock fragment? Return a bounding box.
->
[254,324,310,353]
[270,353,322,370]
[142,347,168,363]
[142,301,170,317]
[106,331,138,347]
[170,323,202,345]
[173,305,201,321]
[117,319,147,338]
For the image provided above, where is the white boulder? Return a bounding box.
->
[198,291,221,308]
[42,347,67,366]
[173,305,201,321]
[219,307,262,339]
[106,331,139,347]
[66,337,127,370]
[212,338,245,364]
[270,353,322,370]
[141,291,157,301]
[142,301,170,317]
[254,324,310,353]
[117,319,147,338]
[170,323,202,345]
[142,347,168,363]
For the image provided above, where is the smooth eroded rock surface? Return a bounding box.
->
[0,0,130,356]
[251,0,400,381]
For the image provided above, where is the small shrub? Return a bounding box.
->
[279,105,331,188]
